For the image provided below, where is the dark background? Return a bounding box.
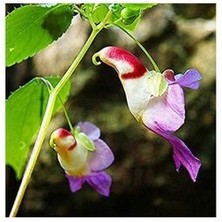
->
[6,4,216,217]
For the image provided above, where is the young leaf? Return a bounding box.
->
[79,3,156,31]
[6,77,71,179]
[114,14,141,31]
[6,4,74,67]
[121,3,157,10]
[91,4,109,24]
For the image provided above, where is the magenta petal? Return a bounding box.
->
[77,121,100,140]
[154,129,201,182]
[86,172,112,197]
[88,139,114,171]
[65,174,85,193]
[174,69,202,89]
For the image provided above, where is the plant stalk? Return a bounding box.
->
[8,10,112,215]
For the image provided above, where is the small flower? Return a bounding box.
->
[50,121,114,196]
[94,46,202,182]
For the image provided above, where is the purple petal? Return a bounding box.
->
[153,128,201,182]
[141,82,201,181]
[65,174,85,193]
[77,121,100,140]
[174,69,202,89]
[88,139,114,171]
[86,171,112,197]
[142,83,185,132]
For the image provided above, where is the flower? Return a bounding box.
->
[50,121,114,196]
[94,46,202,182]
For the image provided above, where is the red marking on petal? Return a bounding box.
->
[58,128,72,138]
[67,141,77,150]
[104,46,147,79]
[121,70,146,79]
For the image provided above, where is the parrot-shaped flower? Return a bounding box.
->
[93,46,202,182]
[50,121,114,196]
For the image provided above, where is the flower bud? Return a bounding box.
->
[121,8,140,25]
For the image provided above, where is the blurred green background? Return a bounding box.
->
[6,4,216,217]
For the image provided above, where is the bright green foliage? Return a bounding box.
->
[121,3,157,10]
[6,4,74,67]
[91,4,109,24]
[147,71,168,97]
[6,77,71,179]
[120,8,140,25]
[80,3,157,31]
[5,2,158,179]
[6,3,157,66]
[113,3,157,30]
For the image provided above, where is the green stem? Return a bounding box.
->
[9,10,112,217]
[9,94,56,217]
[115,24,161,73]
[39,77,74,133]
[59,97,74,133]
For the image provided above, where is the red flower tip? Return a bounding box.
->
[57,128,72,138]
[50,128,76,152]
[96,46,147,79]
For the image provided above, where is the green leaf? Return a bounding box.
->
[91,4,109,23]
[6,4,74,67]
[114,14,141,31]
[6,76,71,179]
[121,3,157,10]
[80,3,156,31]
[74,131,96,152]
[147,71,168,97]
[79,3,157,32]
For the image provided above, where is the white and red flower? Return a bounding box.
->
[94,46,202,182]
[50,121,114,196]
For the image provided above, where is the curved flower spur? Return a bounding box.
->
[93,46,202,182]
[50,121,114,196]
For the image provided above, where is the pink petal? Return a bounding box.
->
[77,121,100,140]
[86,172,112,197]
[88,139,114,171]
[142,83,185,132]
[142,83,201,181]
[65,174,85,193]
